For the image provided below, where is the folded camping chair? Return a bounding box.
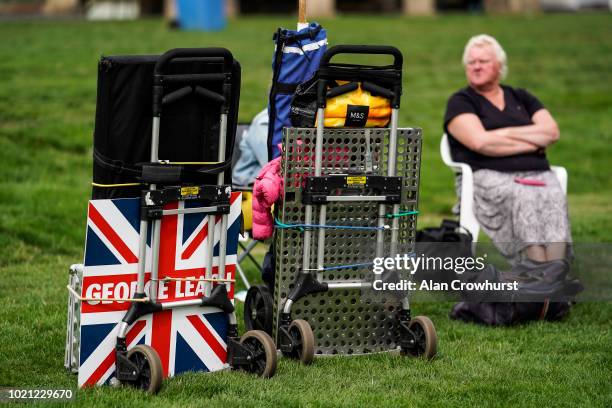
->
[231,114,269,300]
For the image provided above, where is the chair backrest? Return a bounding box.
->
[440,133,454,167]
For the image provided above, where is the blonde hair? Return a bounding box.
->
[462,34,508,80]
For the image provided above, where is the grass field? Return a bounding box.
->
[0,13,611,407]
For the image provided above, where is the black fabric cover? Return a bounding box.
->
[415,219,473,285]
[450,259,581,326]
[92,54,241,199]
[450,301,571,326]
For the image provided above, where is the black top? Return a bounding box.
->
[443,85,550,172]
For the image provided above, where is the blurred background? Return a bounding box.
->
[1,0,611,404]
[1,0,611,20]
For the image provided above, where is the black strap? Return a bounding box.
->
[267,28,285,162]
[93,149,141,177]
[94,148,232,183]
[275,82,299,94]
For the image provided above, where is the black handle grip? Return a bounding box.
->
[326,82,359,99]
[362,81,394,100]
[162,86,192,106]
[321,45,403,70]
[194,86,226,105]
[154,48,233,75]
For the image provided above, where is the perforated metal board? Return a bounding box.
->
[273,127,422,355]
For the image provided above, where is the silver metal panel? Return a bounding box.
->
[274,127,422,355]
[64,264,83,373]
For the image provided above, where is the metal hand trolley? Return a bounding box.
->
[66,48,276,393]
[245,45,437,363]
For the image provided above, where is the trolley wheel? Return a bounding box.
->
[244,285,274,336]
[239,330,277,378]
[283,319,315,365]
[403,316,437,360]
[126,345,163,394]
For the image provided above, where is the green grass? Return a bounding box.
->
[1,13,611,407]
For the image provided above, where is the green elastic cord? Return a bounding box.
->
[274,217,305,232]
[385,210,419,219]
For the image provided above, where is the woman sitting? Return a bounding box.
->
[444,34,571,263]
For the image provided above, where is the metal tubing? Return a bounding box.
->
[204,217,215,298]
[375,109,400,259]
[237,240,259,263]
[238,241,263,273]
[117,322,129,339]
[301,107,326,276]
[161,299,202,309]
[217,114,228,186]
[401,296,410,311]
[217,114,229,287]
[218,215,228,280]
[387,110,399,176]
[301,205,313,275]
[137,115,162,295]
[388,110,400,256]
[375,205,386,258]
[325,196,391,202]
[162,206,220,216]
[136,220,148,293]
[228,312,237,325]
[316,204,326,279]
[235,263,251,289]
[151,117,160,162]
[326,281,372,290]
[149,219,162,303]
[314,108,325,177]
[282,298,294,314]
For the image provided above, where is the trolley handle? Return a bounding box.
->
[317,45,403,108]
[160,85,227,109]
[153,48,233,116]
[321,45,403,71]
[317,78,400,109]
[154,48,233,75]
[324,81,396,101]
[361,81,394,100]
[326,82,358,99]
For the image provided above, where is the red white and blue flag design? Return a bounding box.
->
[77,192,241,387]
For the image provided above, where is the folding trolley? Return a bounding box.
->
[65,48,276,393]
[247,46,438,362]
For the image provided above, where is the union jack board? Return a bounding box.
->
[77,192,241,387]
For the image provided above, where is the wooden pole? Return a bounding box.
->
[298,0,307,24]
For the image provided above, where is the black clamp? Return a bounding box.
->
[201,284,235,314]
[141,185,231,220]
[302,175,403,205]
[115,337,140,382]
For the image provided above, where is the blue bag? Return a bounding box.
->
[267,23,327,160]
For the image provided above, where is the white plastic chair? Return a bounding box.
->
[440,134,568,243]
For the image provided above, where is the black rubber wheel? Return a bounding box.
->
[126,344,163,393]
[239,330,277,378]
[282,319,315,365]
[403,316,437,360]
[244,285,274,336]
